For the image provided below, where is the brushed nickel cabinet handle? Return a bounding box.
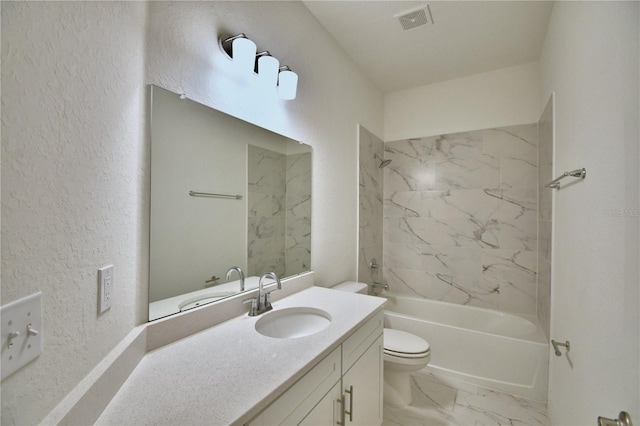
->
[345,385,354,422]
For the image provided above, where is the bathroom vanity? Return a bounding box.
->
[95,286,385,425]
[249,309,383,425]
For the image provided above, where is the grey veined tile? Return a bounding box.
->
[384,161,437,194]
[384,191,424,218]
[420,245,482,277]
[435,157,500,190]
[421,189,502,221]
[422,217,500,249]
[501,156,538,191]
[429,131,484,161]
[384,267,451,299]
[453,389,549,426]
[382,372,548,426]
[482,124,538,162]
[430,273,500,309]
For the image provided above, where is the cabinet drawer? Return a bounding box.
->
[248,346,341,425]
[341,310,383,374]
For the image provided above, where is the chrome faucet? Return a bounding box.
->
[225,266,245,292]
[246,272,281,316]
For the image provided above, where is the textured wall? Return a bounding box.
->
[1,2,148,424]
[358,126,385,286]
[383,124,538,315]
[384,62,541,141]
[540,2,639,423]
[2,2,383,423]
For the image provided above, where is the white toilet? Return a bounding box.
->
[332,281,431,406]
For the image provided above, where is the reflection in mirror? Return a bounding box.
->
[149,85,311,321]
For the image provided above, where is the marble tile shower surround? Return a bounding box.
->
[537,97,553,339]
[248,146,311,278]
[285,152,312,276]
[382,124,539,315]
[359,126,385,286]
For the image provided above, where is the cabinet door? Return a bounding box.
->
[299,381,341,426]
[342,334,383,426]
[247,347,341,426]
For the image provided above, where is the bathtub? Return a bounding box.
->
[383,294,548,402]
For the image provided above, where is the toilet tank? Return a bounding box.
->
[331,281,368,294]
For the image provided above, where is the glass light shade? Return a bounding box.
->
[278,70,298,100]
[232,37,257,74]
[258,55,280,87]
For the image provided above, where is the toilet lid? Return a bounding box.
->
[384,328,430,355]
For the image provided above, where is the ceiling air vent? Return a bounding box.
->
[395,5,433,31]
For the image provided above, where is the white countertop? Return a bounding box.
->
[96,286,386,426]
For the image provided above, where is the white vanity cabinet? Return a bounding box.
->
[341,334,384,426]
[247,311,383,426]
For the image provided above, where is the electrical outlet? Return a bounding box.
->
[98,265,113,314]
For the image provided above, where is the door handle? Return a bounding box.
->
[598,411,633,426]
[551,339,570,356]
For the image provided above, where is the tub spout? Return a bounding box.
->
[372,281,389,291]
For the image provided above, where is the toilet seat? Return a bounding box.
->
[383,329,430,359]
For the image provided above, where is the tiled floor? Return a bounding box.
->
[382,373,550,426]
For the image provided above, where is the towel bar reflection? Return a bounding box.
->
[544,168,586,189]
[188,190,243,200]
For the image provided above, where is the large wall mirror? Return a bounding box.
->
[149,85,312,320]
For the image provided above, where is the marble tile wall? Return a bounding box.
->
[359,126,385,286]
[537,97,554,338]
[248,146,311,279]
[383,124,539,315]
[248,145,286,277]
[285,152,312,276]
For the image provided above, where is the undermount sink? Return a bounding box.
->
[255,307,332,338]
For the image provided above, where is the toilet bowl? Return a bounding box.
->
[383,328,430,406]
[331,281,432,406]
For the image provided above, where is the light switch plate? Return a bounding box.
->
[1,292,42,381]
[98,265,113,314]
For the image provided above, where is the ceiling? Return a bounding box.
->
[302,1,554,93]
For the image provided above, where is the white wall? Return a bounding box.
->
[1,1,383,424]
[1,2,148,424]
[540,2,639,424]
[384,61,541,141]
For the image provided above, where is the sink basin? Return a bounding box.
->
[179,291,237,311]
[255,307,332,338]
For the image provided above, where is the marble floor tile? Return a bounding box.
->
[382,373,549,426]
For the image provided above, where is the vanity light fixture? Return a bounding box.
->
[256,51,280,87]
[278,66,298,100]
[218,33,299,100]
[219,33,257,74]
